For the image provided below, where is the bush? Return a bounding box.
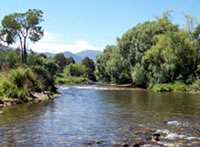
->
[64,64,89,77]
[150,82,189,92]
[131,64,147,87]
[0,66,57,100]
[0,49,21,70]
[55,76,86,85]
[31,66,56,92]
[191,80,200,91]
[1,80,28,99]
[150,83,173,92]
[0,68,34,99]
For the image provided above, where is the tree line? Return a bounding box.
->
[0,9,95,102]
[95,12,200,91]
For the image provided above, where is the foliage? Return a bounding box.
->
[81,57,96,80]
[0,9,44,63]
[191,80,200,91]
[0,68,34,99]
[143,30,198,84]
[0,65,57,100]
[27,52,58,77]
[64,63,89,77]
[55,76,87,85]
[54,53,75,73]
[96,12,200,91]
[95,45,114,82]
[151,82,189,92]
[31,66,56,92]
[117,17,178,66]
[66,57,75,65]
[0,49,21,70]
[131,63,147,87]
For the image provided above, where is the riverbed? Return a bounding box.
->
[0,85,200,146]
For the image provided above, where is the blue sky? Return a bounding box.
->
[0,0,200,53]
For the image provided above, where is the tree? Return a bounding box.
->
[184,14,199,34]
[95,45,115,82]
[66,56,75,65]
[95,45,131,84]
[143,30,198,84]
[82,57,96,80]
[117,16,178,67]
[64,64,88,77]
[54,53,67,72]
[0,9,44,63]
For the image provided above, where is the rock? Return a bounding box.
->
[4,102,11,106]
[152,133,160,141]
[87,140,104,145]
[192,141,200,145]
[133,140,145,147]
[121,142,129,147]
[87,141,95,145]
[95,141,104,144]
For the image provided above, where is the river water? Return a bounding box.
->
[0,85,200,146]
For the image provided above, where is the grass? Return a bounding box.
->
[55,76,88,85]
[150,82,189,92]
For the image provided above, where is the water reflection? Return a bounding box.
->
[0,85,200,146]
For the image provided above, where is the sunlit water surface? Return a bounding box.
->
[0,85,200,146]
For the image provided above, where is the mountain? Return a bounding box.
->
[63,51,82,63]
[44,52,55,57]
[76,50,101,60]
[44,49,102,63]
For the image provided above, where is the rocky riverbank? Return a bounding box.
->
[0,91,61,107]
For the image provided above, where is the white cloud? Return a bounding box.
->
[29,32,102,53]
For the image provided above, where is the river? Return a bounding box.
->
[0,85,200,146]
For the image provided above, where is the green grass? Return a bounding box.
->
[55,76,87,85]
[150,82,189,92]
[190,80,200,91]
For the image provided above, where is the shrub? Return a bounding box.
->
[131,64,147,87]
[150,82,189,92]
[0,66,57,100]
[0,49,21,70]
[191,80,200,91]
[0,68,33,99]
[31,66,56,92]
[64,64,89,77]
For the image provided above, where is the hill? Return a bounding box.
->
[44,49,101,62]
[76,50,101,60]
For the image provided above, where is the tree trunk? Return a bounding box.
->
[22,37,27,64]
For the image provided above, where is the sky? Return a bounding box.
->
[0,0,200,53]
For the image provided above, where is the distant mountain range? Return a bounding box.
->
[0,45,102,62]
[44,50,101,62]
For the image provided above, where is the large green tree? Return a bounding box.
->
[0,9,44,63]
[81,57,96,80]
[143,30,198,84]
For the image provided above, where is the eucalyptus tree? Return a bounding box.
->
[0,9,44,63]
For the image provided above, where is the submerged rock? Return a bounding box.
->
[87,140,104,146]
[152,133,160,141]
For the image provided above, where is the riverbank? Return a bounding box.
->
[55,76,89,85]
[0,91,61,107]
[99,82,200,94]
